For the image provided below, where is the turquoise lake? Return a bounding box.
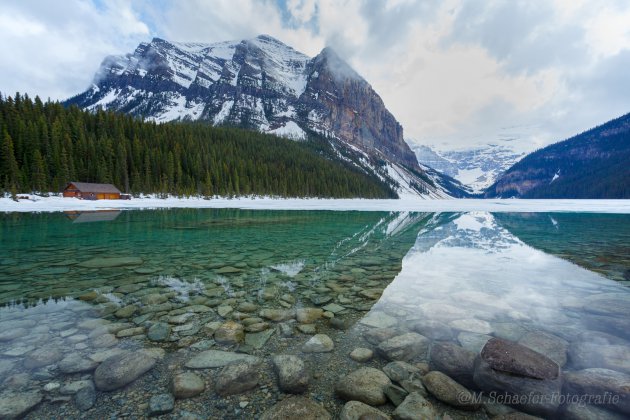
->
[0,209,629,419]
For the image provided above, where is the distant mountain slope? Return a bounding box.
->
[413,144,524,194]
[485,113,630,198]
[417,164,473,198]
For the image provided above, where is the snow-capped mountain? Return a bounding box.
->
[66,35,418,169]
[64,34,467,198]
[412,144,525,194]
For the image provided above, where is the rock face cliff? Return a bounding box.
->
[66,35,418,169]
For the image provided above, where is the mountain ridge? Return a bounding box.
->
[66,34,418,169]
[413,144,525,194]
[485,112,630,198]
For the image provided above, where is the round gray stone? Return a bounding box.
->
[171,372,205,399]
[272,355,310,394]
[260,396,331,420]
[335,367,391,406]
[0,390,42,419]
[215,361,259,396]
[340,400,390,420]
[94,350,158,391]
[148,393,174,416]
[302,334,334,353]
[349,348,374,362]
[147,322,171,342]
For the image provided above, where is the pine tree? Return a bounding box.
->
[1,130,20,198]
[31,149,47,194]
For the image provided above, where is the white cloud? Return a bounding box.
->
[0,0,149,100]
[584,6,630,57]
[286,0,317,24]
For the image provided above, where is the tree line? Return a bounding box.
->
[0,93,396,199]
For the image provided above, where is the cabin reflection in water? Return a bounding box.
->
[64,210,121,223]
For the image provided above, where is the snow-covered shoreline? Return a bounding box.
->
[1,194,629,213]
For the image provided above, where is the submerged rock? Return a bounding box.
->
[422,371,480,410]
[91,333,118,348]
[350,347,373,362]
[171,372,206,399]
[23,347,63,369]
[384,383,409,406]
[377,333,430,362]
[215,361,260,396]
[364,327,399,345]
[340,400,390,420]
[569,341,630,374]
[260,396,331,420]
[310,295,332,306]
[214,321,244,344]
[429,342,476,388]
[382,361,422,384]
[302,334,334,353]
[77,256,143,268]
[481,338,559,380]
[0,328,28,342]
[185,350,260,369]
[563,368,630,415]
[561,402,627,420]
[411,319,454,340]
[148,393,174,416]
[74,384,96,411]
[147,322,171,342]
[335,367,391,405]
[360,312,398,329]
[114,304,138,319]
[260,308,295,322]
[473,356,562,417]
[0,390,42,419]
[322,303,345,314]
[449,318,493,335]
[237,302,258,313]
[296,308,323,324]
[59,380,93,395]
[272,355,310,394]
[518,331,568,367]
[582,293,630,317]
[457,332,492,354]
[94,350,158,391]
[297,324,317,334]
[245,329,275,349]
[392,392,436,420]
[58,354,99,374]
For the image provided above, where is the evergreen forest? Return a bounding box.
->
[0,93,397,199]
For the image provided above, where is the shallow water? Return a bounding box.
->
[0,209,629,419]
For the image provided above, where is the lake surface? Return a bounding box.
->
[0,209,629,419]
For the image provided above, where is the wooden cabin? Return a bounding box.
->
[63,182,122,200]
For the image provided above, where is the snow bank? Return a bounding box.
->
[1,194,629,213]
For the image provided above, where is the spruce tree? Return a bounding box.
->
[1,130,20,198]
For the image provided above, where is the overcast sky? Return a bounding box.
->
[1,0,629,152]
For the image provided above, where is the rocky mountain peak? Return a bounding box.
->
[66,34,420,171]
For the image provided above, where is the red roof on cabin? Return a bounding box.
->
[65,182,121,194]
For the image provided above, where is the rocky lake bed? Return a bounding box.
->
[1,210,629,419]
